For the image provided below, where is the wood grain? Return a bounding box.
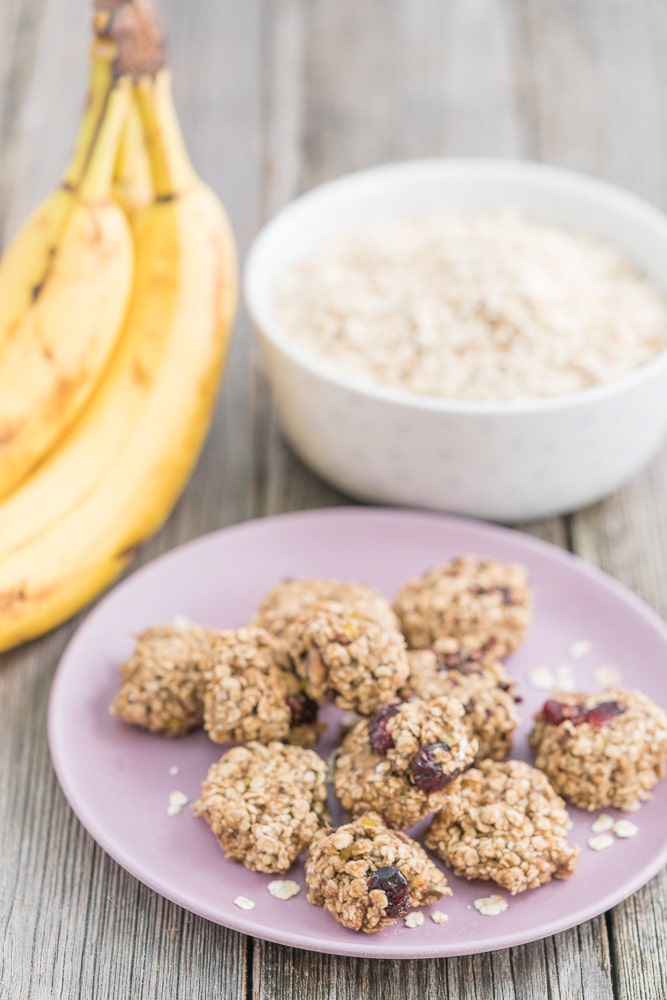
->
[0,0,665,997]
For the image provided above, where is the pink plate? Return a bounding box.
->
[48,507,667,959]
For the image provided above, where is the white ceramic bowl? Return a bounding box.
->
[245,159,667,522]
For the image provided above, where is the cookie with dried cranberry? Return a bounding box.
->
[203,626,321,747]
[305,812,450,933]
[425,759,579,894]
[193,742,329,873]
[529,688,667,811]
[285,601,410,716]
[255,578,398,640]
[110,622,216,736]
[393,556,532,656]
[333,696,477,829]
[402,649,520,761]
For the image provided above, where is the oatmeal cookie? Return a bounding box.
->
[403,649,519,761]
[334,696,477,829]
[393,556,532,656]
[425,759,579,894]
[285,601,410,716]
[529,688,667,811]
[193,742,329,873]
[110,622,215,735]
[203,626,320,747]
[305,812,450,933]
[255,578,397,640]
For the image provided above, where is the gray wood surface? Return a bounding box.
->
[0,0,665,997]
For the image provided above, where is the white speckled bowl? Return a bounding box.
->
[244,159,667,522]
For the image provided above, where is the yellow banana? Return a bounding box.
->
[0,47,134,499]
[0,61,237,651]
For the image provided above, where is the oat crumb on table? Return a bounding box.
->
[591,814,614,834]
[167,790,188,817]
[474,895,509,916]
[393,556,532,657]
[425,759,579,894]
[233,896,255,911]
[588,833,614,852]
[528,666,556,691]
[305,812,450,934]
[275,211,667,401]
[529,688,667,811]
[404,912,424,928]
[430,910,449,925]
[193,742,329,873]
[554,663,575,692]
[570,640,593,659]
[334,696,477,829]
[267,879,302,900]
[613,820,638,839]
[593,666,622,688]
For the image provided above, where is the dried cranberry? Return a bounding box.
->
[367,866,410,918]
[540,699,625,728]
[411,743,461,793]
[541,700,587,726]
[287,694,318,727]
[584,701,626,727]
[368,703,400,755]
[497,586,515,606]
[470,585,514,605]
[433,648,482,675]
[432,639,501,676]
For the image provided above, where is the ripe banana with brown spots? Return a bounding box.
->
[0,0,237,651]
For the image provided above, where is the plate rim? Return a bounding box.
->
[48,505,667,959]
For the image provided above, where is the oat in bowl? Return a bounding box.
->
[275,210,667,402]
[245,160,667,520]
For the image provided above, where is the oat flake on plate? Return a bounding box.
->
[276,211,667,401]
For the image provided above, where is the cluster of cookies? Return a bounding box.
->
[110,556,667,934]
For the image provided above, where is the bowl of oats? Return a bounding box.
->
[245,159,667,521]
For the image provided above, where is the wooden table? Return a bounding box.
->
[2,1,666,996]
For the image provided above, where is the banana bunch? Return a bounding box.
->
[0,0,238,652]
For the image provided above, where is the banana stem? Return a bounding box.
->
[63,49,132,201]
[113,98,153,209]
[134,71,197,198]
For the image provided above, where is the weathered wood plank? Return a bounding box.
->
[606,871,667,1000]
[0,0,47,234]
[525,1,667,998]
[0,0,264,995]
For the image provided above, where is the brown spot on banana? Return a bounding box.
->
[30,244,57,304]
[0,587,28,611]
[115,543,141,561]
[132,361,150,385]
